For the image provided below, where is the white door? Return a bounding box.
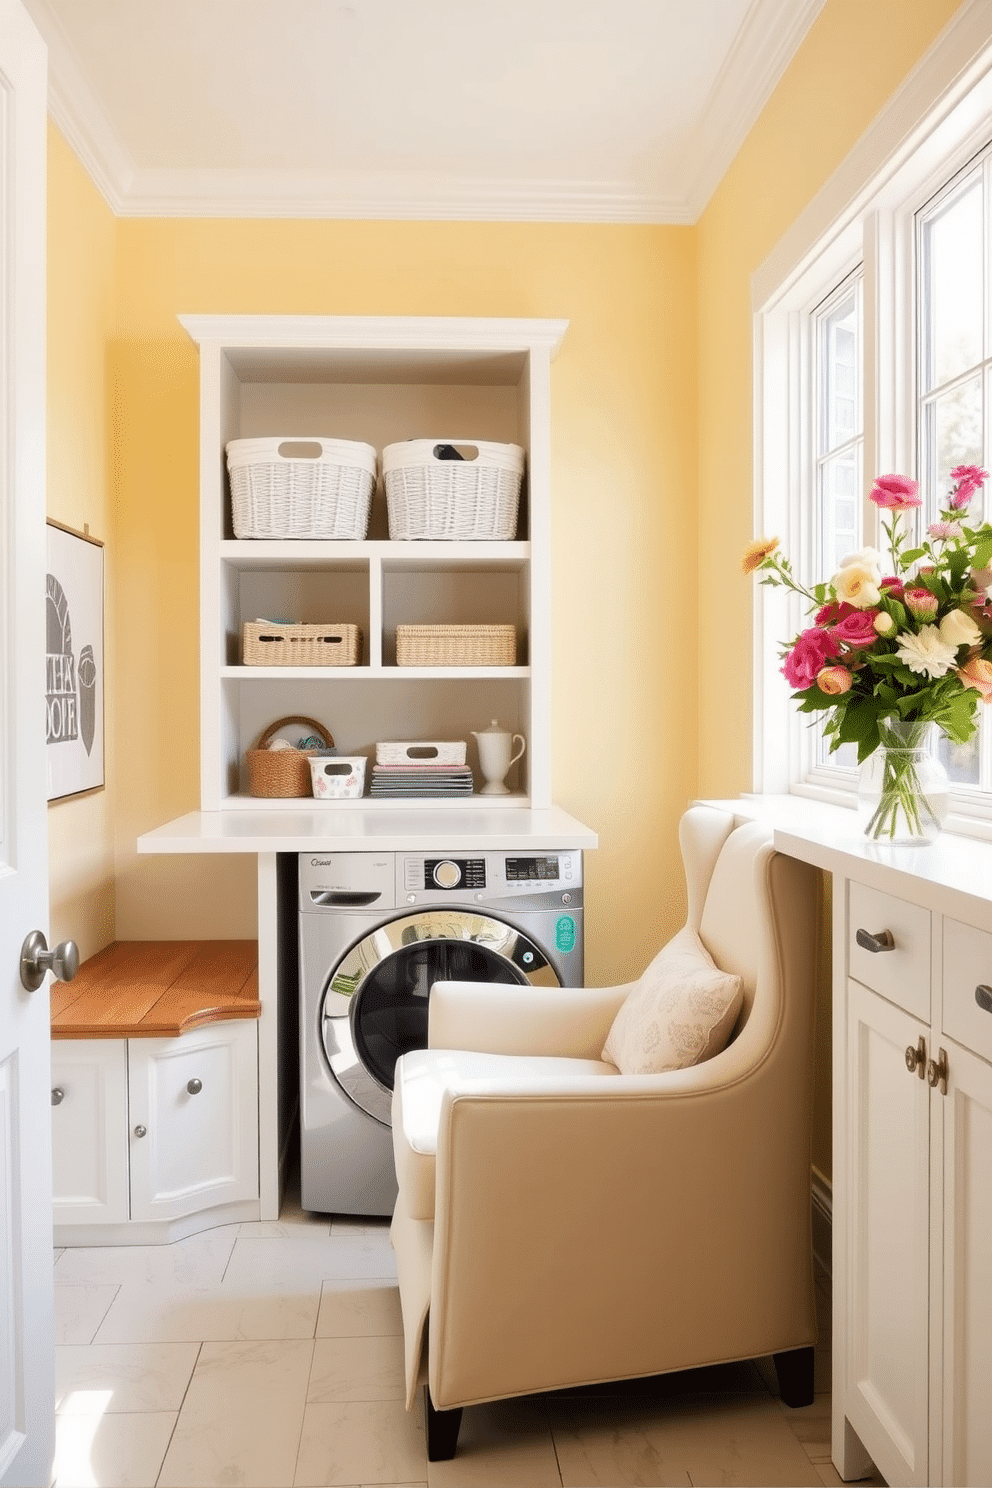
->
[0,2,52,1485]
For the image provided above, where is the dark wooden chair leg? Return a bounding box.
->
[424,1384,463,1461]
[773,1345,815,1407]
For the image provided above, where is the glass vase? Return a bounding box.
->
[857,720,950,844]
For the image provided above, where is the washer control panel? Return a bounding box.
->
[400,850,581,901]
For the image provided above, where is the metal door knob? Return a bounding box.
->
[19,931,79,991]
[186,1078,202,1095]
[856,927,896,954]
[133,1125,147,1138]
[51,1088,64,1106]
[905,1037,926,1077]
[927,1047,949,1096]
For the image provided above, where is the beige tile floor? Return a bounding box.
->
[51,1181,886,1488]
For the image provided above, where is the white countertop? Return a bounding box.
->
[137,804,599,854]
[701,793,992,921]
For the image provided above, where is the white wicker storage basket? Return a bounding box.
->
[383,439,524,541]
[396,624,517,667]
[226,437,377,540]
[375,740,467,766]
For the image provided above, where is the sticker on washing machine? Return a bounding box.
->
[556,915,576,953]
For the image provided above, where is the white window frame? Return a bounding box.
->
[753,2,992,836]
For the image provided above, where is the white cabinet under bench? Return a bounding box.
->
[51,941,262,1245]
[711,796,992,1488]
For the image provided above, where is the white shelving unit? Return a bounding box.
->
[182,315,567,812]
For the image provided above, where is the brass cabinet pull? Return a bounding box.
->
[905,1037,927,1078]
[856,928,896,954]
[927,1047,949,1096]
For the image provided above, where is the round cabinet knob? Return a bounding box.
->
[186,1078,202,1095]
[19,930,80,991]
[905,1037,926,1077]
[133,1125,147,1138]
[432,860,461,890]
[51,1087,64,1106]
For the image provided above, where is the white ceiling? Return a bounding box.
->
[24,0,826,222]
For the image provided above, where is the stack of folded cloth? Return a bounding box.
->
[370,761,475,797]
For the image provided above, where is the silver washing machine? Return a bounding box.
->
[298,848,584,1215]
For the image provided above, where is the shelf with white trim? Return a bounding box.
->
[186,315,565,812]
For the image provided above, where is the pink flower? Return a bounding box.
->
[814,600,857,626]
[833,610,878,648]
[880,576,905,600]
[948,464,989,510]
[782,628,842,690]
[957,656,992,702]
[929,521,964,539]
[869,474,921,510]
[816,666,853,696]
[905,586,939,621]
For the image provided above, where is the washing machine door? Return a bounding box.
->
[320,908,560,1125]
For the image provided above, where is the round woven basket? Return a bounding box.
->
[245,716,335,798]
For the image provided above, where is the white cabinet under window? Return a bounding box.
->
[51,1021,259,1241]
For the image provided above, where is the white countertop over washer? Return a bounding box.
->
[136,805,598,854]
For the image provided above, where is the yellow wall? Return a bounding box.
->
[109,220,699,977]
[46,125,117,960]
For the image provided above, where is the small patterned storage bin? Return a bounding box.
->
[383,440,524,541]
[309,756,367,800]
[242,622,361,667]
[226,437,377,540]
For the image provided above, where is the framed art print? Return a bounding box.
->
[46,520,104,801]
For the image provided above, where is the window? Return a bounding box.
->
[753,12,992,833]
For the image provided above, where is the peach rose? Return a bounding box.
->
[816,666,853,696]
[957,657,992,702]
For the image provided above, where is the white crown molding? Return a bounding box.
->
[25,0,824,223]
[23,0,132,211]
[117,167,694,224]
[680,0,828,222]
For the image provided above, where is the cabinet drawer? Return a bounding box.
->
[848,882,931,1022]
[942,918,992,1063]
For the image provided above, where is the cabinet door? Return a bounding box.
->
[127,1022,259,1223]
[845,980,931,1487]
[51,1041,129,1226]
[941,1039,992,1488]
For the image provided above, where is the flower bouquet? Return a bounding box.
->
[744,466,992,841]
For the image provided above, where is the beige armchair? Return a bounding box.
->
[390,805,821,1460]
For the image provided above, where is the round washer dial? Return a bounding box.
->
[433,859,461,889]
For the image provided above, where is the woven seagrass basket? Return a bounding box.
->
[395,624,516,667]
[245,716,334,798]
[243,622,361,667]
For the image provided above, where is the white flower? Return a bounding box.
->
[838,546,883,578]
[938,608,982,650]
[833,562,881,609]
[896,625,958,678]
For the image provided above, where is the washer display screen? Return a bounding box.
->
[506,856,560,881]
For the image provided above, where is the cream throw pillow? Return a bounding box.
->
[602,925,744,1075]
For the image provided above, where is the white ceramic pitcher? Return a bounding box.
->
[471,720,525,795]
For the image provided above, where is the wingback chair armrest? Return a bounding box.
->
[428,979,633,1059]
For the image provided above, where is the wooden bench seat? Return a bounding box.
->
[51,940,260,1039]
